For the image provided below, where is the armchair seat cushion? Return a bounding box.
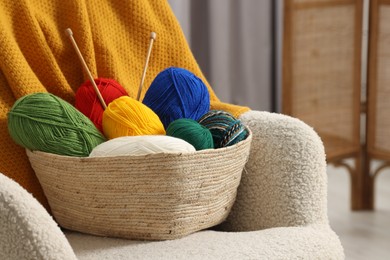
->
[65,225,343,260]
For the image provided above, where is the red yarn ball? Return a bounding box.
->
[75,78,128,133]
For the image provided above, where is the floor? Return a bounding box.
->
[327,162,390,260]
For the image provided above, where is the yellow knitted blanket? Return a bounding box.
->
[0,0,249,207]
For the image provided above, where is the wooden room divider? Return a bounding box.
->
[366,0,390,208]
[282,0,377,210]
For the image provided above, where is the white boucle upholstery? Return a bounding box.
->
[0,174,77,260]
[0,111,344,259]
[65,224,342,260]
[220,111,328,230]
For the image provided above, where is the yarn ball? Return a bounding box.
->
[7,93,106,157]
[166,118,214,151]
[198,110,249,148]
[89,135,196,157]
[102,96,165,139]
[75,78,128,133]
[142,67,210,129]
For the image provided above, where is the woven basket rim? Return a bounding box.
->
[26,128,252,161]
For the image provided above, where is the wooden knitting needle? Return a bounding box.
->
[65,28,107,109]
[136,32,157,101]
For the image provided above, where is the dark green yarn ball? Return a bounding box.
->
[198,110,248,148]
[7,93,106,157]
[166,118,214,151]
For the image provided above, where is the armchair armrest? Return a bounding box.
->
[0,173,77,260]
[220,111,328,231]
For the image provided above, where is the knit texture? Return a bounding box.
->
[0,0,250,207]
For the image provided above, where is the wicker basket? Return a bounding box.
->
[26,130,252,240]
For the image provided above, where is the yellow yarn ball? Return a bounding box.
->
[102,96,165,139]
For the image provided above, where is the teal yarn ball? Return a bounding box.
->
[166,119,214,151]
[7,93,106,157]
[198,110,249,148]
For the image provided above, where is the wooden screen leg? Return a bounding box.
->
[333,146,374,210]
[351,146,374,210]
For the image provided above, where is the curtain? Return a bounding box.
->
[168,0,275,111]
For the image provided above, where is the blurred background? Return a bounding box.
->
[168,0,390,259]
[168,0,279,112]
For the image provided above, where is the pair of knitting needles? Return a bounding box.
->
[65,28,156,108]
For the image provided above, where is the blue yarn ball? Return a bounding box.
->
[143,67,210,129]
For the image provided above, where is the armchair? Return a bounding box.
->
[1,111,343,259]
[0,0,343,258]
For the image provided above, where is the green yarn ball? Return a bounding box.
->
[198,110,249,148]
[166,118,214,151]
[7,93,106,157]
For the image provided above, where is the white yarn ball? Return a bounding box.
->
[89,135,196,157]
